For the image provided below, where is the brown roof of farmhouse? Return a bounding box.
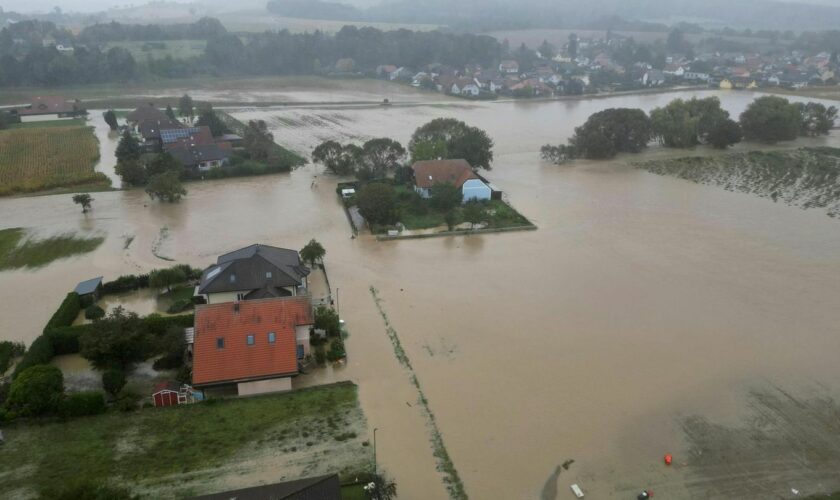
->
[412,159,478,189]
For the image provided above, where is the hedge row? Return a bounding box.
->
[59,391,107,419]
[13,293,83,377]
[43,292,82,334]
[101,274,149,295]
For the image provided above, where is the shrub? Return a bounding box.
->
[314,306,340,337]
[59,391,106,419]
[101,274,149,295]
[326,338,346,362]
[102,368,126,397]
[166,298,193,314]
[314,345,327,365]
[85,305,106,321]
[13,335,55,377]
[115,392,141,413]
[39,477,137,500]
[5,364,64,417]
[0,340,25,375]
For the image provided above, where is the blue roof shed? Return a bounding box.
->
[74,277,103,296]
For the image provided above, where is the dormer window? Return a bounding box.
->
[229,274,236,283]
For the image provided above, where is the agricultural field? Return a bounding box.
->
[104,40,207,60]
[0,125,108,195]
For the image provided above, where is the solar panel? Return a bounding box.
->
[160,127,203,144]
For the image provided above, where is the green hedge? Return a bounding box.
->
[0,341,25,375]
[13,335,55,377]
[101,273,150,295]
[59,391,107,419]
[44,293,81,333]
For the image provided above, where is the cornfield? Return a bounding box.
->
[0,126,107,195]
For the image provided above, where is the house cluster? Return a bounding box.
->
[173,244,324,398]
[125,103,241,171]
[9,96,86,123]
[377,37,840,98]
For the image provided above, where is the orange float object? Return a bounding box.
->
[664,454,673,465]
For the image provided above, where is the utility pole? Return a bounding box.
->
[335,287,340,316]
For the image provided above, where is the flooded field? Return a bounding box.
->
[2,89,840,498]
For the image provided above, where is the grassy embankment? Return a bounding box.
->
[635,147,840,218]
[0,228,104,270]
[0,382,371,498]
[0,125,109,196]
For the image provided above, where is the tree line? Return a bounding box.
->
[542,96,837,163]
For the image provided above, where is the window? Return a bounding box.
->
[236,293,245,301]
[216,337,224,349]
[229,274,236,283]
[268,332,276,344]
[246,334,255,346]
[266,271,272,279]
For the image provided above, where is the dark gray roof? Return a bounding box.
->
[74,276,102,295]
[167,144,230,167]
[126,104,169,124]
[244,286,293,300]
[190,474,341,500]
[138,118,184,140]
[199,244,310,295]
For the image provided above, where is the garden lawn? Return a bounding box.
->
[0,228,104,270]
[0,125,108,195]
[0,383,368,497]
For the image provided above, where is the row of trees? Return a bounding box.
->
[312,138,406,179]
[542,96,837,163]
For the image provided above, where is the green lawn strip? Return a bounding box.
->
[369,287,468,500]
[7,119,88,129]
[340,483,368,500]
[0,383,361,494]
[387,191,532,234]
[0,228,104,270]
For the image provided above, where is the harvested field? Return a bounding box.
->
[0,126,108,195]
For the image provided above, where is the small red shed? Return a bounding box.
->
[152,381,182,407]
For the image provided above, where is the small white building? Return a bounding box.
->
[411,159,492,202]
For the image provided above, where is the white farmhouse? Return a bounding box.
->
[412,159,492,202]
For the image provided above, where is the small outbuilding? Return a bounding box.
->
[152,381,183,407]
[74,277,103,302]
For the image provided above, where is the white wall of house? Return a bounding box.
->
[462,179,491,202]
[237,377,292,396]
[296,325,311,358]
[414,186,432,199]
[462,84,480,96]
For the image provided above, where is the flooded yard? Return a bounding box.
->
[2,89,840,498]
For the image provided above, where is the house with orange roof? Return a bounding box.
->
[192,296,314,396]
[411,159,491,202]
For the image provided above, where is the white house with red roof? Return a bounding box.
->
[412,159,491,202]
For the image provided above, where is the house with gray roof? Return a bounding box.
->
[197,244,311,304]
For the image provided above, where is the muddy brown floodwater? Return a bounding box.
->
[3,89,840,499]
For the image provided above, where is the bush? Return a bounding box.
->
[0,340,25,375]
[85,305,106,321]
[326,338,346,362]
[101,274,149,295]
[166,298,193,314]
[314,305,341,337]
[314,345,327,365]
[13,335,55,377]
[115,392,141,413]
[39,477,137,500]
[59,391,106,419]
[5,364,64,417]
[102,368,126,397]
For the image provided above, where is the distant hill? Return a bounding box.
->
[264,0,840,32]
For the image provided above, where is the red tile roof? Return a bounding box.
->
[16,96,78,116]
[412,159,477,189]
[192,297,313,386]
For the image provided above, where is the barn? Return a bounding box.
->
[152,381,182,407]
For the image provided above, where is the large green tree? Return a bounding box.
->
[115,158,147,186]
[795,101,838,137]
[739,96,801,144]
[569,108,652,159]
[72,193,93,213]
[360,138,406,179]
[115,130,141,163]
[300,239,326,266]
[149,266,187,292]
[195,105,228,136]
[146,171,187,203]
[79,307,150,370]
[707,118,743,149]
[409,118,494,170]
[650,97,733,148]
[356,182,398,226]
[5,364,64,417]
[312,140,360,176]
[102,109,118,131]
[429,183,463,212]
[243,119,275,161]
[178,94,194,119]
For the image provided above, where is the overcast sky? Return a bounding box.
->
[2,0,839,14]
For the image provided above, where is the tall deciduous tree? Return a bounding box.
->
[79,307,150,370]
[312,140,360,176]
[145,171,186,203]
[178,94,194,119]
[243,119,274,161]
[409,118,494,170]
[72,193,93,213]
[429,183,463,212]
[300,239,326,266]
[149,266,187,292]
[360,138,406,179]
[102,109,118,131]
[115,130,141,163]
[569,108,652,159]
[356,182,397,226]
[195,104,228,136]
[739,96,801,144]
[115,158,147,186]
